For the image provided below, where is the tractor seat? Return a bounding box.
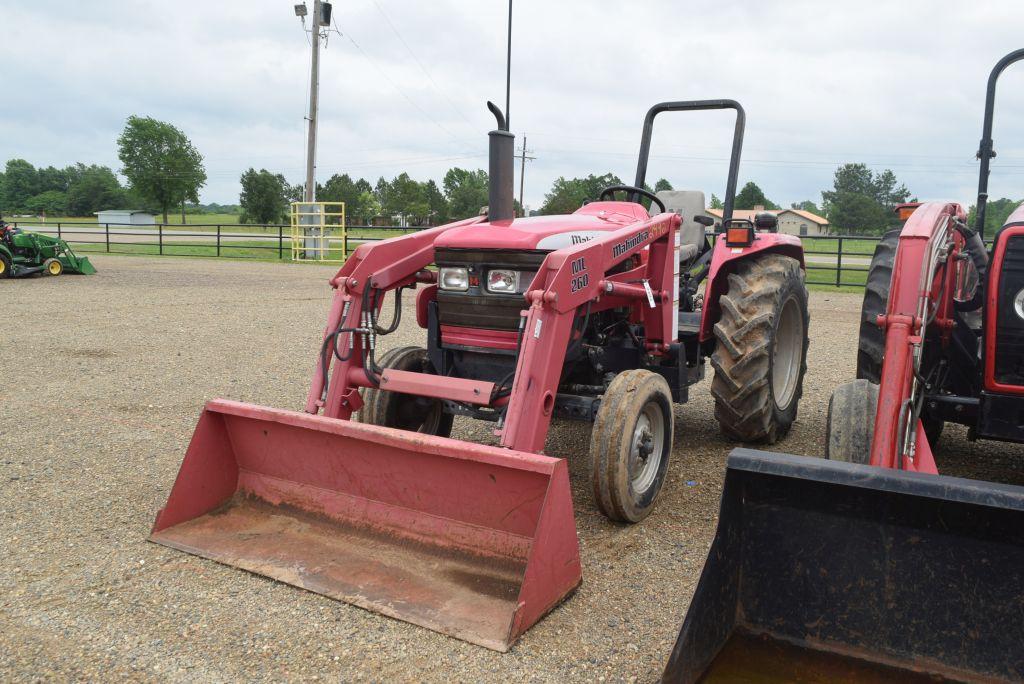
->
[655,190,710,264]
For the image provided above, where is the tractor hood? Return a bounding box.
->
[434,201,651,252]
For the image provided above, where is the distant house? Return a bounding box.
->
[707,206,830,236]
[95,209,156,226]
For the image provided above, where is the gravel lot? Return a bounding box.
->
[2,255,1021,682]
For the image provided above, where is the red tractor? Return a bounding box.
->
[826,49,1024,469]
[149,99,809,651]
[662,50,1024,683]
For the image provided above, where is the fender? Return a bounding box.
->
[698,232,805,342]
[415,284,437,329]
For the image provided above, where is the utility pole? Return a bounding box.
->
[304,0,321,205]
[295,1,331,256]
[517,135,535,216]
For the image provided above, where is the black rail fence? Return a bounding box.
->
[11,219,931,289]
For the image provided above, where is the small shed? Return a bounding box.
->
[95,209,156,226]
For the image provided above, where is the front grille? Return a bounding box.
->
[995,235,1024,385]
[435,248,547,331]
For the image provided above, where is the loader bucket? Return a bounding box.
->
[150,400,580,651]
[61,254,96,274]
[663,449,1024,683]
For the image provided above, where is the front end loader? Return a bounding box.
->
[0,221,96,277]
[663,50,1024,682]
[151,99,810,650]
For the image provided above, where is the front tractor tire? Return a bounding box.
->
[825,379,877,464]
[590,369,674,523]
[360,346,454,437]
[44,258,63,276]
[711,254,809,443]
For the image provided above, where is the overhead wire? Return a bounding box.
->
[369,0,478,133]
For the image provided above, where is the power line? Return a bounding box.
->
[517,135,535,214]
[343,31,462,143]
[369,0,477,132]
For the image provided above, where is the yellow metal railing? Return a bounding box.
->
[290,201,346,262]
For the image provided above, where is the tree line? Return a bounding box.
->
[238,167,499,226]
[3,112,1017,234]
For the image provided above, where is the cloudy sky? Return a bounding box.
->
[3,0,1024,212]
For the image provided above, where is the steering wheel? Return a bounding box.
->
[598,185,666,213]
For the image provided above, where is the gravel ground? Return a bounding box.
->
[1,255,1021,683]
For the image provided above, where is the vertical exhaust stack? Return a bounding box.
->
[487,101,515,222]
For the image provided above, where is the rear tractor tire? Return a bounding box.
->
[711,254,809,443]
[0,253,10,279]
[360,346,454,437]
[590,369,674,523]
[825,379,877,464]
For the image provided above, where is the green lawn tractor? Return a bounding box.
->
[0,222,96,278]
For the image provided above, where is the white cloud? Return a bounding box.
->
[2,0,1024,211]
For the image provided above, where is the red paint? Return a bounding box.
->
[379,369,495,405]
[415,284,437,328]
[440,325,519,351]
[984,224,1024,395]
[434,201,650,251]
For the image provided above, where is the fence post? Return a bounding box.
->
[106,223,110,253]
[159,223,164,255]
[57,222,62,239]
[279,225,284,260]
[835,236,844,287]
[217,224,221,257]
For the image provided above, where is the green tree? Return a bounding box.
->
[319,173,376,224]
[25,190,68,215]
[967,197,1020,235]
[539,173,622,215]
[238,168,290,224]
[443,168,489,219]
[821,163,911,234]
[423,179,448,225]
[37,165,75,194]
[654,178,673,193]
[388,173,429,225]
[709,193,724,210]
[2,159,39,212]
[66,165,127,216]
[734,181,779,210]
[117,116,207,223]
[791,200,821,214]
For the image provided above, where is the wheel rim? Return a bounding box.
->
[0,260,5,274]
[629,402,665,493]
[48,261,61,275]
[772,294,804,410]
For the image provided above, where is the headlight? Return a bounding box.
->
[439,266,469,291]
[1015,288,1024,319]
[486,268,519,293]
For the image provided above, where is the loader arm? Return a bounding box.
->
[869,202,966,472]
[499,212,680,453]
[305,214,486,417]
[307,208,679,453]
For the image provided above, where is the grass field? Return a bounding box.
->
[17,216,877,289]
